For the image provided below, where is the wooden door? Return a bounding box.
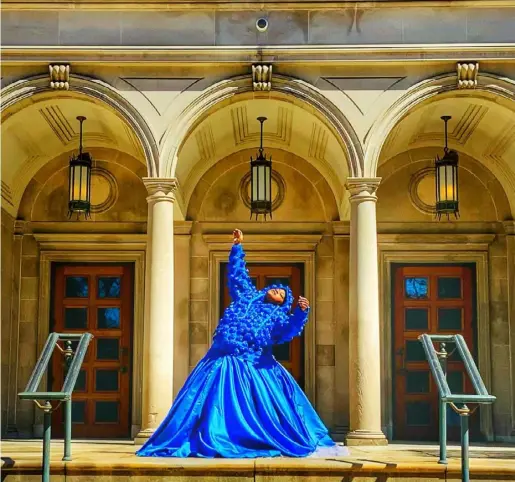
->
[394,266,479,441]
[51,265,133,438]
[394,265,476,441]
[222,264,304,386]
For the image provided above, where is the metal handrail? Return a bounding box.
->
[419,334,496,482]
[18,332,93,482]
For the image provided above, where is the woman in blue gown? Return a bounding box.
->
[137,229,349,458]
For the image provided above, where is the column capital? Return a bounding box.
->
[143,177,178,204]
[346,177,381,203]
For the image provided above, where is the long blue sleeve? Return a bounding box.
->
[227,244,256,302]
[272,306,310,344]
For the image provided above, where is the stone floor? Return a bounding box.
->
[2,439,515,481]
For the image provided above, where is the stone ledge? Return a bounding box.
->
[3,455,515,476]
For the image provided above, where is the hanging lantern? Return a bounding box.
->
[250,116,272,220]
[68,116,92,219]
[435,115,459,220]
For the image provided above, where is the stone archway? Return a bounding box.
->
[364,72,515,179]
[1,74,159,179]
[159,74,364,181]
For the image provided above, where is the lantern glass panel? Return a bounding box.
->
[252,164,258,202]
[70,165,90,203]
[437,163,457,202]
[258,165,267,201]
[265,165,271,201]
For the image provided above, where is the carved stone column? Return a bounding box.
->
[136,178,177,443]
[345,178,387,446]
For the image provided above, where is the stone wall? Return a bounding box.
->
[2,7,514,47]
[314,233,336,427]
[489,233,515,441]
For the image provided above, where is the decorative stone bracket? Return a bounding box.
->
[49,64,70,90]
[252,64,272,91]
[457,62,479,89]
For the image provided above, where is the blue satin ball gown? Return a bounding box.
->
[136,243,349,458]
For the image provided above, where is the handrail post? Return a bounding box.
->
[18,332,93,482]
[460,405,470,482]
[63,340,73,461]
[42,401,52,482]
[438,342,448,465]
[63,399,72,461]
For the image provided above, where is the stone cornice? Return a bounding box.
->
[2,0,514,10]
[202,233,322,252]
[174,221,193,235]
[378,233,496,251]
[3,44,515,65]
[33,233,148,251]
[504,221,515,235]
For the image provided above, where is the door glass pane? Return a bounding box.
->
[447,371,463,394]
[250,277,258,288]
[273,343,290,361]
[98,277,121,298]
[64,308,88,329]
[97,338,119,360]
[406,371,430,393]
[438,277,462,299]
[62,400,86,423]
[406,401,431,426]
[95,401,119,423]
[265,277,290,287]
[405,308,429,331]
[405,340,426,362]
[438,308,462,330]
[95,369,119,391]
[449,346,462,362]
[98,308,121,329]
[65,276,89,298]
[405,277,428,299]
[74,370,87,392]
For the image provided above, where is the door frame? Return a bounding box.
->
[204,234,319,405]
[379,241,494,442]
[33,234,145,439]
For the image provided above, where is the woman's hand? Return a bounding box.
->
[233,229,243,245]
[298,296,310,311]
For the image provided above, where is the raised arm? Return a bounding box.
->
[272,299,310,344]
[227,230,256,302]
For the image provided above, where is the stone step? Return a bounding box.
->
[3,440,515,482]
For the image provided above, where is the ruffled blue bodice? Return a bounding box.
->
[211,244,309,361]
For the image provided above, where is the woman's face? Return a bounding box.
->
[266,288,286,305]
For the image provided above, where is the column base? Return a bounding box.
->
[345,429,388,446]
[134,428,155,446]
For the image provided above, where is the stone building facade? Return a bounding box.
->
[1,0,515,444]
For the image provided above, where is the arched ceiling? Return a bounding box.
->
[1,94,146,217]
[378,90,515,215]
[176,95,350,209]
